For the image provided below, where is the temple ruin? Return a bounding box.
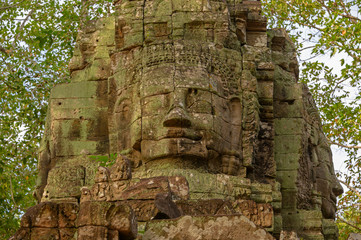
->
[11,0,343,239]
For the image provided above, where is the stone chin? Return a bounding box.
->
[322,197,337,219]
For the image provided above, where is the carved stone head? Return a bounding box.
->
[108,0,247,175]
[315,133,343,219]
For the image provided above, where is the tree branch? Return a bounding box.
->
[339,203,361,209]
[0,45,8,55]
[0,1,23,11]
[9,175,18,210]
[316,0,361,23]
[338,217,361,232]
[338,179,361,199]
[11,8,35,51]
[330,141,361,149]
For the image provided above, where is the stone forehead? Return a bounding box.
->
[129,43,242,96]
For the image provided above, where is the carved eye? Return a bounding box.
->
[188,88,198,95]
[186,89,213,114]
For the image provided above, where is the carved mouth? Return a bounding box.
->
[140,137,208,161]
[163,128,202,141]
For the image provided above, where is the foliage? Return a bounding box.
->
[90,153,118,167]
[0,0,112,238]
[262,0,361,238]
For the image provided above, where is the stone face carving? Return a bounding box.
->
[301,91,343,219]
[12,1,344,240]
[316,133,344,219]
[110,45,244,175]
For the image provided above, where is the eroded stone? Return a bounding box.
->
[143,215,275,240]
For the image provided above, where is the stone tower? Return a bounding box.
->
[11,0,343,239]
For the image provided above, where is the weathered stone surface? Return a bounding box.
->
[31,228,59,240]
[109,155,132,181]
[107,204,138,238]
[175,199,273,229]
[167,176,190,200]
[95,166,110,183]
[77,226,107,240]
[176,199,236,216]
[233,200,273,228]
[9,228,30,240]
[348,233,361,240]
[107,230,120,240]
[21,202,58,228]
[110,177,171,201]
[14,1,344,240]
[59,228,76,240]
[92,182,111,201]
[58,203,79,228]
[43,165,85,201]
[133,169,252,201]
[77,201,111,227]
[154,193,182,219]
[77,201,137,239]
[280,231,300,240]
[143,215,275,240]
[123,200,155,222]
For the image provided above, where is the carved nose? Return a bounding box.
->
[163,106,192,128]
[333,179,344,196]
[163,89,192,128]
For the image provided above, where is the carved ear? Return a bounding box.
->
[230,97,242,125]
[114,98,132,124]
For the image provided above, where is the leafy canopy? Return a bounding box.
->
[0,0,112,238]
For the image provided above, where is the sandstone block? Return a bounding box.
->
[31,228,59,240]
[95,166,110,183]
[274,99,303,118]
[9,228,30,240]
[274,83,303,101]
[233,200,273,228]
[348,233,361,240]
[276,170,298,189]
[77,201,137,239]
[275,118,305,136]
[126,200,158,221]
[50,81,107,99]
[45,166,85,199]
[109,155,132,181]
[143,215,275,240]
[168,176,190,200]
[77,226,107,240]
[322,219,338,237]
[107,230,120,240]
[21,202,58,228]
[280,190,298,209]
[154,193,182,219]
[58,203,79,228]
[247,32,268,47]
[275,153,301,170]
[59,228,76,240]
[274,135,303,154]
[107,204,138,239]
[111,177,171,201]
[176,199,235,216]
[280,230,299,240]
[77,201,111,226]
[258,81,274,100]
